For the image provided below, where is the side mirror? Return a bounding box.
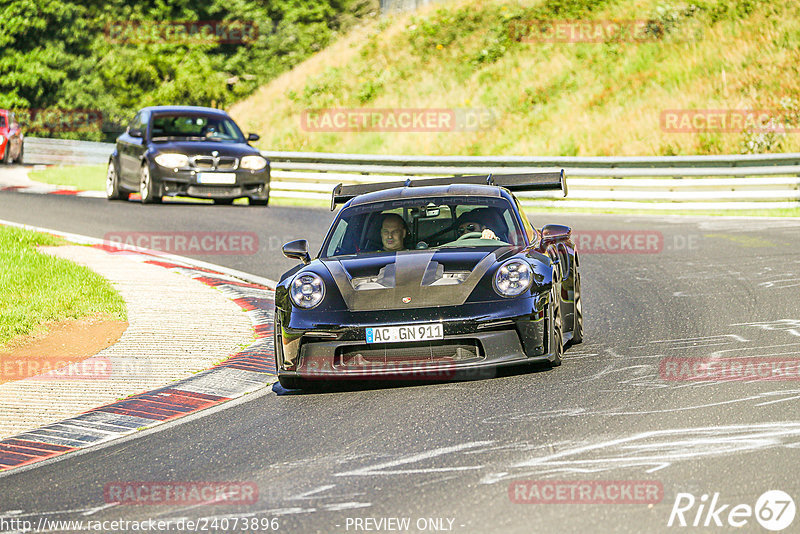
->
[247,133,260,142]
[128,127,143,138]
[540,224,571,246]
[282,239,310,264]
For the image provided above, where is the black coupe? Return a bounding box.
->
[106,106,270,205]
[274,172,582,389]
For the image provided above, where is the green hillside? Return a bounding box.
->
[231,0,800,156]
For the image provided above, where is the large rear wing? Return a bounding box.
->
[330,170,567,210]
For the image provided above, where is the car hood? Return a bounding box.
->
[149,140,260,157]
[321,247,517,311]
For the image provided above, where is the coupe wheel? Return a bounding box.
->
[549,283,564,367]
[213,198,234,205]
[139,164,161,204]
[106,160,129,200]
[250,198,269,206]
[572,272,583,344]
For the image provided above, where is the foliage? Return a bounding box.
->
[0,0,378,140]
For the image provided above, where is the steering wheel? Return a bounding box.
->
[456,231,484,241]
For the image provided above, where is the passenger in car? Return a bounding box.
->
[455,209,500,240]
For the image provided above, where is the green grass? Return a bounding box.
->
[231,0,800,157]
[0,226,127,347]
[28,164,107,191]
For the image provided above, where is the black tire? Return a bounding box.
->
[214,198,234,205]
[139,164,161,204]
[106,160,129,201]
[572,271,583,344]
[250,198,269,206]
[549,283,564,367]
[278,376,303,390]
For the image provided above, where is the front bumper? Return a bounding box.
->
[150,165,270,200]
[275,298,553,383]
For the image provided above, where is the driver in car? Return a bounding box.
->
[456,210,499,240]
[380,213,408,251]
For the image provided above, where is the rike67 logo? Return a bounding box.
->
[668,490,795,531]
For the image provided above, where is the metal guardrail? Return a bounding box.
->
[22,137,115,166]
[21,137,800,210]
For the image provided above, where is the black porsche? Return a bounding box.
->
[273,172,582,389]
[106,106,270,205]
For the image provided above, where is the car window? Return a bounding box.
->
[150,114,245,142]
[128,112,141,132]
[0,115,6,129]
[321,196,523,258]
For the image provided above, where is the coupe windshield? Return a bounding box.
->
[150,113,245,142]
[322,196,525,258]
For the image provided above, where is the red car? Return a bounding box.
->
[0,109,24,164]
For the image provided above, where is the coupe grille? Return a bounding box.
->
[191,156,238,170]
[187,185,242,197]
[337,341,481,366]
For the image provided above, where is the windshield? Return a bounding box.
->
[150,113,245,142]
[321,196,525,258]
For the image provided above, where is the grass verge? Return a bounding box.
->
[0,226,127,347]
[28,164,107,191]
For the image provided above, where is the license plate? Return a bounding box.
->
[197,172,236,185]
[366,323,444,343]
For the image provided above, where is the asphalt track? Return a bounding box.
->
[2,189,800,533]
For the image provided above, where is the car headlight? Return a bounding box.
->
[493,259,533,298]
[290,272,325,309]
[240,155,267,171]
[0,135,5,145]
[154,153,189,168]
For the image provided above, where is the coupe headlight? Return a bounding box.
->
[0,135,5,145]
[290,272,325,309]
[154,153,189,168]
[240,155,267,170]
[493,259,533,298]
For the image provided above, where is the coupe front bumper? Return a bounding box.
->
[151,165,270,200]
[275,297,554,384]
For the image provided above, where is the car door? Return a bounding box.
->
[118,111,148,187]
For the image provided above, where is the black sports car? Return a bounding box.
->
[106,105,270,205]
[274,172,582,389]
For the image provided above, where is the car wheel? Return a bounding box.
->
[106,160,129,201]
[250,198,269,206]
[213,198,234,205]
[549,283,564,367]
[572,271,583,344]
[139,164,161,204]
